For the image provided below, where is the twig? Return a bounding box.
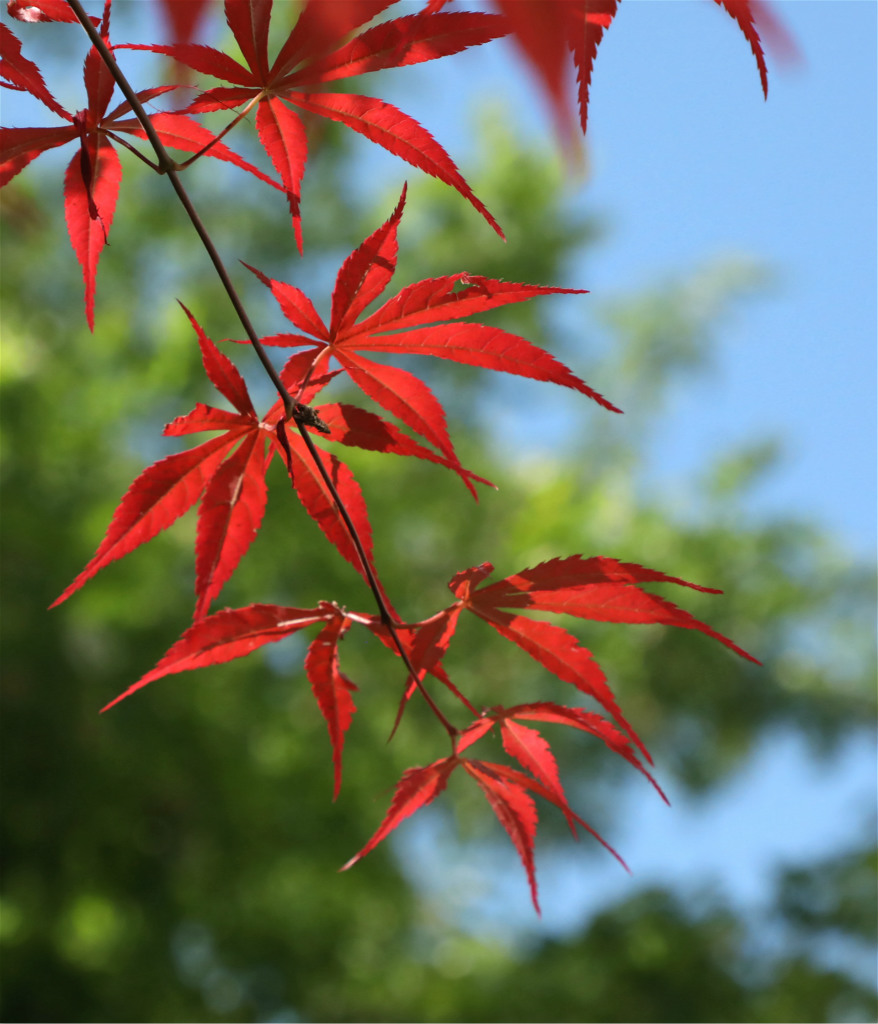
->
[66,0,456,738]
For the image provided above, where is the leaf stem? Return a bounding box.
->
[176,95,262,170]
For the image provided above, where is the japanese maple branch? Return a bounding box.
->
[67,0,457,739]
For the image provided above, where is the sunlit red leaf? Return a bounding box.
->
[338,351,463,464]
[181,303,257,418]
[472,556,759,663]
[330,183,406,334]
[714,0,769,98]
[134,0,503,239]
[447,561,494,599]
[102,602,331,711]
[164,404,250,437]
[571,1,619,136]
[319,402,494,499]
[225,0,272,79]
[465,757,629,912]
[496,701,667,803]
[341,756,458,870]
[455,715,495,754]
[305,612,358,799]
[82,19,115,122]
[448,556,757,766]
[244,263,328,339]
[7,0,84,23]
[356,274,579,334]
[352,320,621,413]
[499,719,567,813]
[255,96,307,252]
[0,22,72,117]
[478,555,725,598]
[293,9,508,83]
[475,607,649,762]
[194,431,268,620]
[0,125,72,185]
[63,134,121,329]
[290,90,504,240]
[464,758,541,911]
[248,188,617,461]
[273,0,396,78]
[51,432,242,609]
[270,426,378,592]
[144,44,254,86]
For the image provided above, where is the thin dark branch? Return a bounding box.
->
[278,421,457,737]
[66,0,454,737]
[294,424,458,736]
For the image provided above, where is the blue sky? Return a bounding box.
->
[370,0,877,561]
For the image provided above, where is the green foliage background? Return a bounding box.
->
[1,25,875,1023]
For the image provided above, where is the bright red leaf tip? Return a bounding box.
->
[488,702,669,806]
[340,757,458,872]
[305,612,358,801]
[7,0,87,23]
[50,307,392,618]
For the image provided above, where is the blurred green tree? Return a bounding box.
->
[1,29,874,1024]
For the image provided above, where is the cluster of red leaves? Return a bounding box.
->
[2,0,786,324]
[1,0,778,911]
[0,2,283,327]
[44,184,758,908]
[92,549,755,911]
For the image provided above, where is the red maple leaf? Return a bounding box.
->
[458,701,668,808]
[103,597,367,796]
[49,305,487,617]
[6,0,89,23]
[493,0,790,138]
[351,551,754,751]
[0,12,281,328]
[123,0,508,249]
[101,601,333,711]
[98,597,360,796]
[304,608,359,800]
[232,185,619,478]
[446,556,758,763]
[342,751,628,914]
